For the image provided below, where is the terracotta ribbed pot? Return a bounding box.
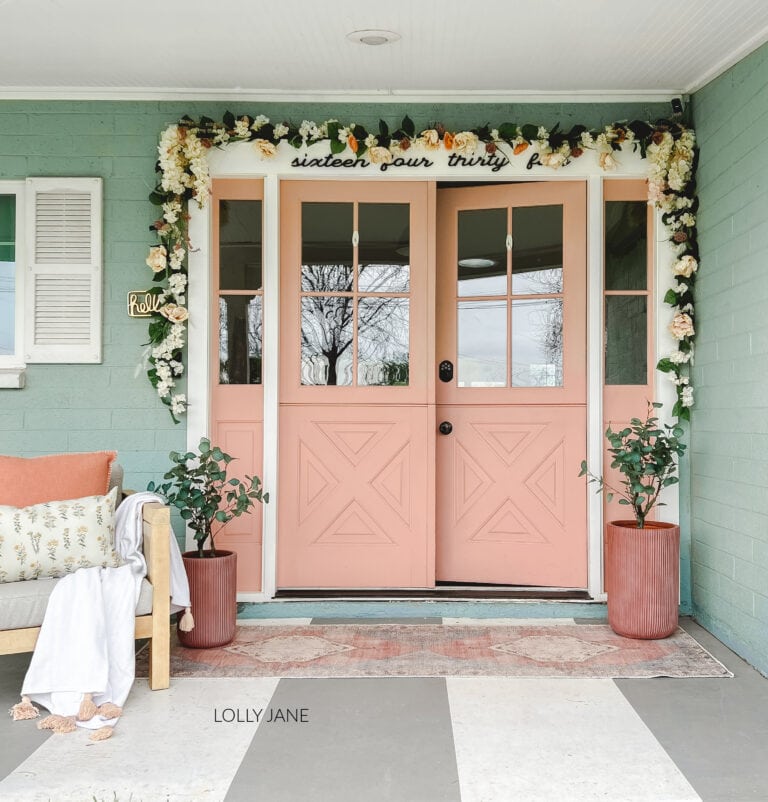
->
[606,521,680,640]
[177,550,237,649]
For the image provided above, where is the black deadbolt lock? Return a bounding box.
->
[439,360,454,382]
[439,421,453,435]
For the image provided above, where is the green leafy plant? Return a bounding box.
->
[579,402,686,529]
[148,438,268,557]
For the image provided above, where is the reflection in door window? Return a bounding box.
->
[512,205,563,294]
[219,200,263,290]
[457,300,507,387]
[359,203,410,293]
[457,208,507,297]
[301,202,353,291]
[511,298,563,387]
[358,297,409,386]
[301,296,353,386]
[219,296,262,384]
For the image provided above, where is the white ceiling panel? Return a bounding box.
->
[1,0,767,98]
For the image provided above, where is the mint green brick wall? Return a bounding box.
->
[691,42,768,675]
[1,98,671,553]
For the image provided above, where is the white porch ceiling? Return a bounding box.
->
[2,0,768,100]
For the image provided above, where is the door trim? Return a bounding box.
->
[187,164,680,601]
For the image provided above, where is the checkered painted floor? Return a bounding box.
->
[1,618,766,801]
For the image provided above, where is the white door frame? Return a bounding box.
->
[187,143,679,602]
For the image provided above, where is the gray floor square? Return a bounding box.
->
[224,678,461,802]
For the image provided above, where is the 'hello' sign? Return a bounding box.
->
[127,291,163,318]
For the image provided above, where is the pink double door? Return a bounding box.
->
[277,179,588,590]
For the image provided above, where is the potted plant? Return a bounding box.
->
[149,438,268,648]
[579,402,686,639]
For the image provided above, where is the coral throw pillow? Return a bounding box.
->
[0,487,121,583]
[0,451,117,507]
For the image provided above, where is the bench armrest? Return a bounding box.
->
[141,502,171,622]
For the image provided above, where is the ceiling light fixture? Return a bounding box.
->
[458,258,496,269]
[347,29,401,46]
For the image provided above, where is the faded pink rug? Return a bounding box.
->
[137,623,732,679]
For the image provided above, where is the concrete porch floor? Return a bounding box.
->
[0,618,766,801]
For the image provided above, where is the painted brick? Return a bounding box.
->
[718,575,756,616]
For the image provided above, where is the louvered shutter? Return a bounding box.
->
[24,177,102,363]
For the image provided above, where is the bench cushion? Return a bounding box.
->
[0,576,154,631]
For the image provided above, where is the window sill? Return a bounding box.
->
[0,367,26,389]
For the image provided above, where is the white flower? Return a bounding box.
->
[680,212,696,227]
[253,139,277,158]
[669,350,691,364]
[251,115,269,131]
[274,123,289,138]
[146,246,167,273]
[681,386,694,406]
[234,118,250,138]
[170,394,187,416]
[162,199,182,224]
[673,255,698,278]
[298,120,313,142]
[673,281,689,294]
[368,146,393,165]
[419,129,440,150]
[537,126,548,139]
[490,129,499,141]
[453,131,479,155]
[169,245,186,270]
[364,134,378,149]
[580,131,594,147]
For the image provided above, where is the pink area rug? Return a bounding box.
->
[137,623,732,679]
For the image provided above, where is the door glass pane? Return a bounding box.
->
[301,202,353,292]
[605,201,647,291]
[219,295,262,384]
[511,298,563,386]
[0,195,15,356]
[457,208,507,296]
[301,296,353,386]
[457,300,506,387]
[219,200,262,290]
[358,203,410,293]
[512,205,563,294]
[605,295,647,384]
[358,297,409,386]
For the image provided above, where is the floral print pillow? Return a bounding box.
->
[0,487,121,583]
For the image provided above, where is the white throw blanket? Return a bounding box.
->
[20,492,190,730]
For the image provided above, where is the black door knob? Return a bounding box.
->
[439,421,453,435]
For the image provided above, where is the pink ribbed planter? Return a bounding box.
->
[177,550,237,649]
[606,521,680,640]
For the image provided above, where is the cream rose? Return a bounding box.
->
[160,303,189,323]
[146,246,167,273]
[419,129,440,150]
[599,151,617,170]
[453,131,479,155]
[368,146,393,165]
[253,139,277,158]
[540,150,567,169]
[673,255,698,278]
[669,312,694,339]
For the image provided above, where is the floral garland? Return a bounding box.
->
[146,113,697,422]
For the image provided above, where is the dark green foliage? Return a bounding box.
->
[579,402,686,529]
[148,438,269,557]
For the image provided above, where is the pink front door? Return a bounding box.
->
[435,182,588,587]
[275,179,589,590]
[277,181,434,588]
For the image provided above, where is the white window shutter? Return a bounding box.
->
[24,177,102,363]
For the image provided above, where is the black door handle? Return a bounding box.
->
[439,421,453,435]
